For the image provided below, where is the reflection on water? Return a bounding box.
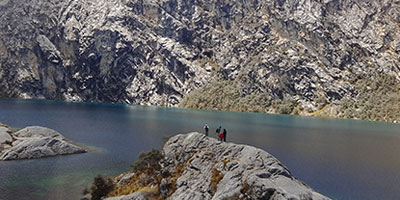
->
[0,98,399,200]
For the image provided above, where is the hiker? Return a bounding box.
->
[216,126,221,137]
[219,130,224,141]
[223,128,227,142]
[203,124,209,136]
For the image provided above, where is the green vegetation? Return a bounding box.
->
[181,75,400,122]
[337,74,400,122]
[179,80,296,114]
[82,149,166,200]
[106,148,187,199]
[83,141,195,200]
[131,148,164,172]
[82,175,114,200]
[108,149,165,198]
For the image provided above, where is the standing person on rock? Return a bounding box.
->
[219,130,224,141]
[203,124,209,136]
[216,126,221,138]
[223,128,227,142]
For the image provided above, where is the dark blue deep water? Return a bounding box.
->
[0,98,399,200]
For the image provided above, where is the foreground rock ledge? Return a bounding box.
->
[0,125,86,160]
[108,132,330,200]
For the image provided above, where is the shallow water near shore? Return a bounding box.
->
[0,98,399,200]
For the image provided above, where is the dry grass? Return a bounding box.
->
[108,158,188,199]
[222,159,230,168]
[240,181,250,196]
[107,170,164,198]
[108,171,149,197]
[210,168,224,195]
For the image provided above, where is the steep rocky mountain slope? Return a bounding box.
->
[0,0,399,121]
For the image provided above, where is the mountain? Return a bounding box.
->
[0,0,399,121]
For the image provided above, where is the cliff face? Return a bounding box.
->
[106,132,331,200]
[0,0,399,119]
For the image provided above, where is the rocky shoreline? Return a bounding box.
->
[0,123,86,160]
[102,132,330,200]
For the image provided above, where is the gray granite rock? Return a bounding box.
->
[116,172,136,187]
[36,34,62,64]
[0,126,86,160]
[0,126,12,144]
[109,132,331,200]
[12,126,64,139]
[105,191,148,200]
[0,137,86,160]
[162,132,331,200]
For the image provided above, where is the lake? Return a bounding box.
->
[0,98,399,200]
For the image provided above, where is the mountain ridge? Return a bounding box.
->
[0,0,399,121]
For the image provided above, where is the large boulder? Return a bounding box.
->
[0,126,12,144]
[12,126,64,139]
[0,137,86,160]
[0,126,13,151]
[0,125,86,160]
[163,132,330,200]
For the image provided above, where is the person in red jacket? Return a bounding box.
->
[219,130,224,141]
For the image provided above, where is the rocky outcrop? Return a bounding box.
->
[0,125,86,160]
[0,0,399,120]
[107,132,330,200]
[0,126,12,144]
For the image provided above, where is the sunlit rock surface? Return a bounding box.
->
[0,125,86,160]
[108,132,331,200]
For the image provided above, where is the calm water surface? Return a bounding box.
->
[0,98,399,200]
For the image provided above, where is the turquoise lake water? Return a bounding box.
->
[0,98,399,200]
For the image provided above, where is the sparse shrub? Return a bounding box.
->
[337,74,400,122]
[179,79,298,115]
[241,181,250,195]
[180,74,400,122]
[315,93,327,109]
[84,175,114,200]
[131,148,164,172]
[0,91,8,98]
[271,99,296,114]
